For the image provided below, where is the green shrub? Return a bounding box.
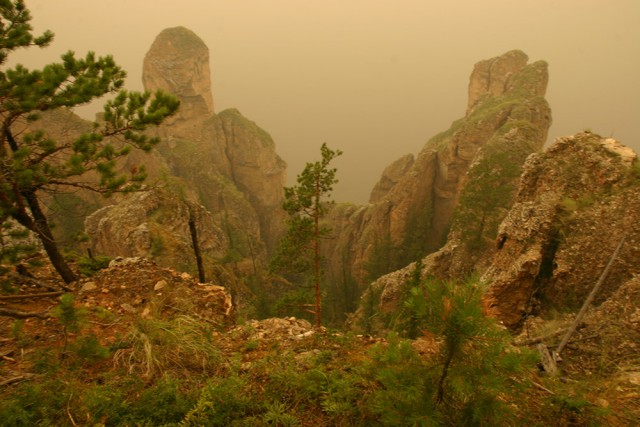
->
[0,378,70,426]
[73,333,110,361]
[125,375,196,425]
[261,401,300,426]
[365,334,441,426]
[180,375,257,426]
[77,254,111,276]
[376,276,538,425]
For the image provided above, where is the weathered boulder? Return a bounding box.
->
[84,189,228,275]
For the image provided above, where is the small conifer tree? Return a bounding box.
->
[270,143,342,328]
[387,275,537,424]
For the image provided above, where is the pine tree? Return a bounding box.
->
[0,1,179,284]
[270,143,342,328]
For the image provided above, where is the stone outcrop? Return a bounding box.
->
[483,132,640,329]
[467,49,532,114]
[84,189,228,272]
[327,50,551,317]
[83,27,287,279]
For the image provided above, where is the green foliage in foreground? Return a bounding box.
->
[0,278,613,426]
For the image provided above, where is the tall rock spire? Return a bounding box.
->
[143,26,215,117]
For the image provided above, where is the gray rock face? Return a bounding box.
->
[351,133,640,334]
[142,27,287,254]
[466,49,530,114]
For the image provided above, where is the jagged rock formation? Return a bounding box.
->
[140,26,287,254]
[350,132,640,334]
[82,27,287,279]
[483,132,640,329]
[326,50,551,322]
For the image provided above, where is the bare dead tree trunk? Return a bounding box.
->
[187,204,206,283]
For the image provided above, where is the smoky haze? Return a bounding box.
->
[9,0,640,203]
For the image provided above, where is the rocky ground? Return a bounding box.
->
[0,258,638,425]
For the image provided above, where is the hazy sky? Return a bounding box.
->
[9,1,640,203]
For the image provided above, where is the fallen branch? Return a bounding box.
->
[515,322,588,346]
[515,328,566,346]
[554,235,626,359]
[559,334,599,346]
[66,392,77,426]
[531,381,555,395]
[7,272,64,293]
[0,376,26,387]
[0,307,51,319]
[538,235,626,375]
[0,291,63,301]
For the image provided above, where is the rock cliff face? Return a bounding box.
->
[350,132,640,333]
[483,132,640,329]
[369,154,415,204]
[81,27,286,277]
[139,27,287,254]
[326,50,551,312]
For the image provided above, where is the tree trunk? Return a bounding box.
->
[437,344,455,404]
[187,204,206,283]
[313,175,321,328]
[21,190,77,285]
